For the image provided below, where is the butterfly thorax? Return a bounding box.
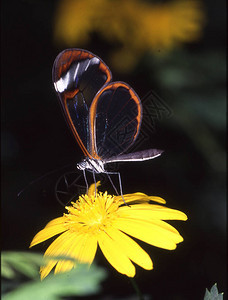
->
[77,157,106,173]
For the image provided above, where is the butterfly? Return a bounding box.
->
[52,48,163,198]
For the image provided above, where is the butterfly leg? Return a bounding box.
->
[92,169,97,197]
[105,171,129,206]
[106,173,119,196]
[83,169,89,194]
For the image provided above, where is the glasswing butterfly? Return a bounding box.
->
[52,49,163,200]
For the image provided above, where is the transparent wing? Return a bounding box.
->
[52,48,112,157]
[89,82,142,159]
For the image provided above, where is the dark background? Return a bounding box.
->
[1,0,226,299]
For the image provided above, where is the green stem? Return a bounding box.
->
[129,277,144,300]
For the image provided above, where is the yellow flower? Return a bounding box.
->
[53,0,206,72]
[30,182,187,279]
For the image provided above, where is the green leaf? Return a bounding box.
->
[1,252,44,280]
[2,263,106,300]
[1,261,16,279]
[204,283,224,300]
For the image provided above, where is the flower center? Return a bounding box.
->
[64,191,120,234]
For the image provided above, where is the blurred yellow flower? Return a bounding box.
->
[53,0,206,71]
[30,182,187,279]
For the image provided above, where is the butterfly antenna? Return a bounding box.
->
[17,163,74,198]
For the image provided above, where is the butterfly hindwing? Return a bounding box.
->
[89,82,142,159]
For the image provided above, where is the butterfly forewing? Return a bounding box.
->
[52,49,112,157]
[89,82,142,159]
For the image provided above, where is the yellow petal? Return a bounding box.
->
[114,218,183,250]
[147,196,166,204]
[30,217,67,248]
[98,231,136,277]
[115,193,147,203]
[40,231,79,279]
[116,193,166,204]
[53,242,77,275]
[88,181,101,197]
[68,233,97,264]
[44,217,66,228]
[40,260,57,280]
[54,259,75,275]
[41,231,97,276]
[105,227,153,270]
[119,204,188,221]
[44,231,77,257]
